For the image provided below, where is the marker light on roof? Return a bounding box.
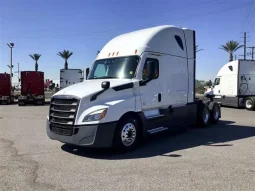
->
[108,53,111,57]
[112,52,115,56]
[135,49,137,54]
[116,52,119,56]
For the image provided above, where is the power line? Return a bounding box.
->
[245,0,255,31]
[242,1,253,30]
[2,2,251,39]
[247,46,255,60]
[0,0,225,35]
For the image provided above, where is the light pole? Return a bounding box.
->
[7,43,14,86]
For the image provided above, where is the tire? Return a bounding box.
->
[1,100,8,105]
[18,101,26,106]
[210,103,220,124]
[197,103,210,127]
[35,100,44,105]
[245,97,255,111]
[5,98,10,104]
[113,117,141,152]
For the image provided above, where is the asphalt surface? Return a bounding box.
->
[0,105,255,191]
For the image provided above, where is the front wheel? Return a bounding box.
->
[113,117,140,152]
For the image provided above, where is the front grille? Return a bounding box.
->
[50,123,73,136]
[49,97,79,136]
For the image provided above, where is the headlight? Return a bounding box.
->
[83,109,108,122]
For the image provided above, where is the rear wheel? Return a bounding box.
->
[197,104,210,127]
[113,117,140,152]
[245,97,255,111]
[18,100,26,106]
[35,99,44,105]
[210,103,220,124]
[7,98,11,104]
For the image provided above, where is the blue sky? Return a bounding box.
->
[0,0,255,83]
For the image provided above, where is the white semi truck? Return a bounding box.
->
[212,60,255,111]
[60,69,84,89]
[46,25,221,152]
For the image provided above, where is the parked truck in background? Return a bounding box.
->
[46,25,221,152]
[18,71,45,106]
[213,60,255,111]
[0,73,14,104]
[60,69,84,90]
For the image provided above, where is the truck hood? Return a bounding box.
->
[53,79,133,98]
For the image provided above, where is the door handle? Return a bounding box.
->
[218,90,220,93]
[158,93,161,102]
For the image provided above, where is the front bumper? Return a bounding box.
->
[0,96,9,101]
[46,119,117,148]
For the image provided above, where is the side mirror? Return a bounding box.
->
[85,68,90,80]
[147,61,155,80]
[101,81,110,89]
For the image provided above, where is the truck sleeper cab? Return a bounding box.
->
[46,25,221,151]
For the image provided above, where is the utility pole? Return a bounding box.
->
[244,32,246,60]
[7,43,14,86]
[247,46,255,60]
[18,63,19,81]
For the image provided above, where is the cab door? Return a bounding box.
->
[138,54,163,119]
[213,77,221,98]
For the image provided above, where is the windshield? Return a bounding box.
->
[88,56,140,79]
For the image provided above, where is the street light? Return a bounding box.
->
[7,43,14,86]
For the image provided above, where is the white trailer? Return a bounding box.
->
[213,60,255,110]
[60,69,84,89]
[47,25,221,152]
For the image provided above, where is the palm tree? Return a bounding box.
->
[196,45,203,53]
[57,50,73,69]
[220,40,243,62]
[29,53,41,71]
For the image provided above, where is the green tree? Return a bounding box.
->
[57,50,73,69]
[220,40,243,62]
[29,53,41,72]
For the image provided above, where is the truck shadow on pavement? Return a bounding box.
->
[61,120,255,160]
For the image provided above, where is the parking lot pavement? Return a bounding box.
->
[0,105,255,191]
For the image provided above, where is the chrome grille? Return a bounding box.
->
[49,97,79,136]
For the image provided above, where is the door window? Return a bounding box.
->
[142,58,159,80]
[214,78,220,85]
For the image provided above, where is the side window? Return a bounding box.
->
[214,78,220,85]
[174,35,184,50]
[142,58,159,80]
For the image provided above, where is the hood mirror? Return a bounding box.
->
[101,81,110,89]
[85,68,90,80]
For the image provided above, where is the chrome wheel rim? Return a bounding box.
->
[121,123,136,147]
[214,106,219,120]
[246,100,252,108]
[202,108,209,123]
